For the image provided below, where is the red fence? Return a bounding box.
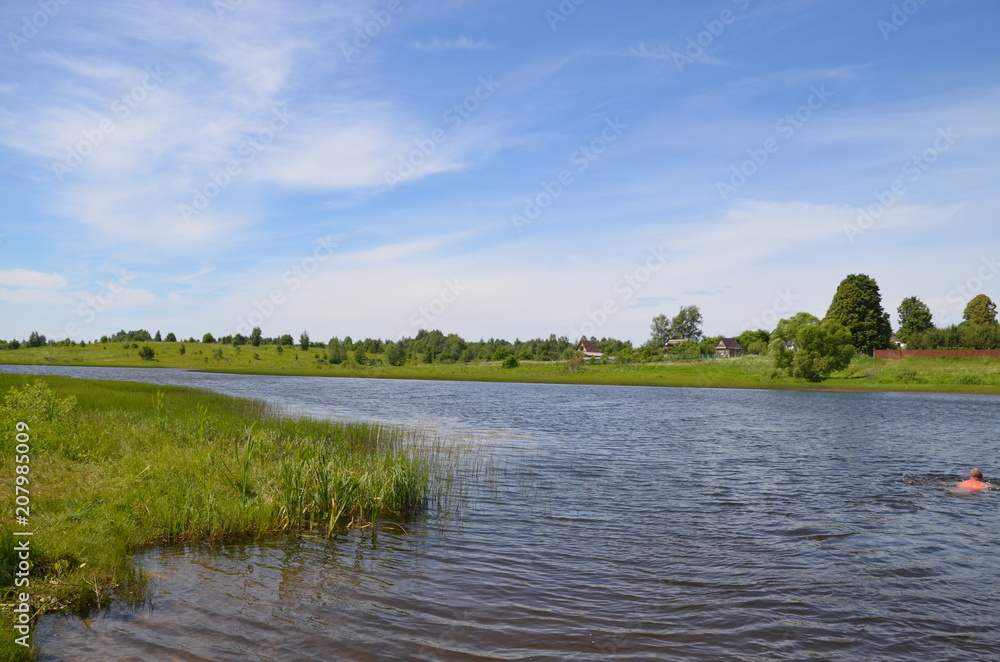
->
[875,349,1000,360]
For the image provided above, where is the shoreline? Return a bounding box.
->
[0,373,438,661]
[2,347,1000,396]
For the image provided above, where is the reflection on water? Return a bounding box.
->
[5,365,1000,661]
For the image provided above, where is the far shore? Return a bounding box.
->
[2,343,1000,396]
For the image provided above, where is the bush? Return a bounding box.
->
[502,355,519,369]
[772,321,855,381]
[138,346,155,361]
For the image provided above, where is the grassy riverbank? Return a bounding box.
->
[2,342,1000,395]
[0,374,438,660]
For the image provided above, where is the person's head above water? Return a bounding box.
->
[956,468,990,491]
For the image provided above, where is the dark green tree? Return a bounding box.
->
[772,321,855,381]
[897,296,933,343]
[771,313,820,343]
[165,332,177,342]
[299,331,310,351]
[671,305,703,341]
[278,334,294,346]
[737,329,770,355]
[327,337,347,364]
[649,314,672,347]
[963,294,998,326]
[824,274,892,355]
[959,322,1000,349]
[154,330,162,342]
[384,341,405,366]
[138,345,156,360]
[27,331,46,348]
[250,326,262,347]
[202,333,216,344]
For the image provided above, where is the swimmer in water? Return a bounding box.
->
[956,468,991,492]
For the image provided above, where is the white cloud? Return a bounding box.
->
[0,269,67,289]
[409,37,492,51]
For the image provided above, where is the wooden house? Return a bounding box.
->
[576,339,603,359]
[715,338,745,358]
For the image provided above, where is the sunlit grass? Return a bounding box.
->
[0,374,463,660]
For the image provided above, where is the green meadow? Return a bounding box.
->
[0,373,453,661]
[2,341,1000,394]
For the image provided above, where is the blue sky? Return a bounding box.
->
[0,0,997,344]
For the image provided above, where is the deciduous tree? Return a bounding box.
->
[671,305,703,342]
[649,314,672,347]
[772,321,854,381]
[897,296,933,343]
[963,294,998,326]
[824,274,892,355]
[771,313,820,342]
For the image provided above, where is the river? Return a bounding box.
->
[3,365,998,661]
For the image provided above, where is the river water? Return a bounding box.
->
[3,365,999,661]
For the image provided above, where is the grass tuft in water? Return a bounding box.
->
[0,374,459,660]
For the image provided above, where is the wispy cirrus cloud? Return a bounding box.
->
[409,36,492,52]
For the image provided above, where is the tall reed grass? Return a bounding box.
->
[0,374,459,660]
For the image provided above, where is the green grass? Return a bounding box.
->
[3,342,1000,395]
[0,375,446,660]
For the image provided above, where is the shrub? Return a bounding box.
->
[138,346,155,361]
[502,355,519,369]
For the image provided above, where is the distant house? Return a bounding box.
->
[715,338,745,358]
[783,340,797,352]
[576,339,603,359]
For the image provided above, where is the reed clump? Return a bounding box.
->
[0,375,443,659]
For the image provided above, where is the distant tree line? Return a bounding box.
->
[1,281,996,370]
